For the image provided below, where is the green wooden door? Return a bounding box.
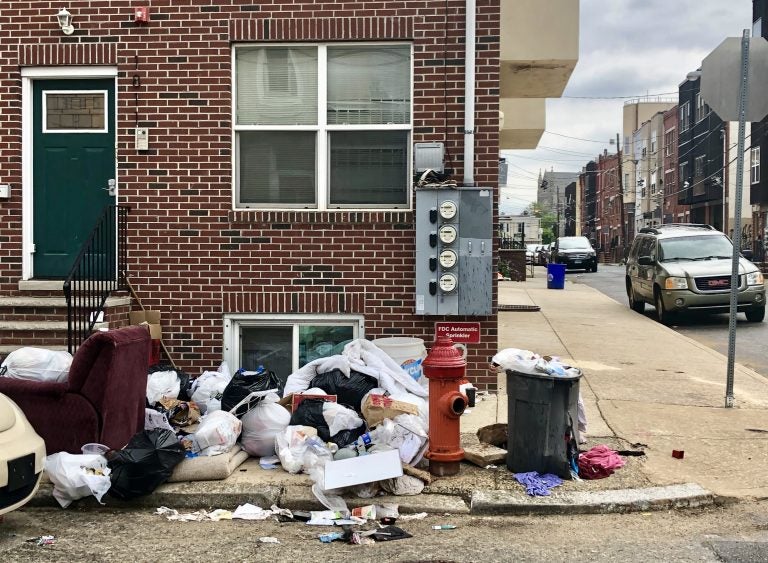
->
[33,79,115,278]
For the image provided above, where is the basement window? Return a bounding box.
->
[223,314,364,384]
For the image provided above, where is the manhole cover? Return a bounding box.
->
[498,304,540,312]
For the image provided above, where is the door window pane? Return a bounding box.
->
[299,325,354,366]
[241,326,293,383]
[45,93,106,131]
[329,130,408,206]
[239,131,316,205]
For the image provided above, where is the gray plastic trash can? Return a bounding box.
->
[506,368,581,479]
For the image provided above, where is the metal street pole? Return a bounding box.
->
[616,133,626,260]
[725,29,751,408]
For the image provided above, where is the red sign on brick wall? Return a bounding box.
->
[434,322,481,343]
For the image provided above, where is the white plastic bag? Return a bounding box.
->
[44,452,111,508]
[275,425,325,474]
[322,402,364,437]
[0,347,73,383]
[194,410,242,456]
[190,370,231,414]
[240,393,291,457]
[146,370,180,405]
[369,414,429,464]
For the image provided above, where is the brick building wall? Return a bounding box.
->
[0,2,501,389]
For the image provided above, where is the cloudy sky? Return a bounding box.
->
[500,0,754,214]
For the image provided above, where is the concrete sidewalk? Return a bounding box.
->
[33,270,768,514]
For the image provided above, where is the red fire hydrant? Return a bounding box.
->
[423,335,468,476]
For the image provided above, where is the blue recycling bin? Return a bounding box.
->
[546,263,566,289]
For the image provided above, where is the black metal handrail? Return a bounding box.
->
[64,205,129,354]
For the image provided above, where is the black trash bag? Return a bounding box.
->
[289,398,366,448]
[107,429,186,500]
[221,367,284,417]
[309,369,378,412]
[148,364,192,401]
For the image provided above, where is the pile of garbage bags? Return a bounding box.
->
[44,338,433,508]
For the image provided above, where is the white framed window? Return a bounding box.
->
[651,131,657,153]
[679,102,691,132]
[695,93,710,122]
[751,146,761,184]
[223,314,365,382]
[664,129,675,157]
[694,155,705,177]
[233,43,412,210]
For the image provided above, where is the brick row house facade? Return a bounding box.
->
[0,2,579,390]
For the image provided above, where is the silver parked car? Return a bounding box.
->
[625,224,766,324]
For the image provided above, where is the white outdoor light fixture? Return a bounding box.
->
[57,8,74,35]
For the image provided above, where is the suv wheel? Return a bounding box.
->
[591,262,598,273]
[654,289,676,325]
[745,306,765,323]
[627,283,644,313]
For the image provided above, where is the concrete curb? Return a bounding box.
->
[30,481,716,516]
[470,483,715,515]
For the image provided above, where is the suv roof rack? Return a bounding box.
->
[638,223,716,235]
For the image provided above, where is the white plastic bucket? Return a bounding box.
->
[372,337,427,382]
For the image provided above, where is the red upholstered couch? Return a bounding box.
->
[0,326,150,454]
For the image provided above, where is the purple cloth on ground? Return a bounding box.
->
[513,471,563,496]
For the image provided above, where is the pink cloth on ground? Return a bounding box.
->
[578,445,625,479]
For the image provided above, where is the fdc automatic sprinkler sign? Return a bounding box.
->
[434,322,481,343]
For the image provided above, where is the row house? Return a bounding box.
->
[752,0,768,262]
[0,2,579,391]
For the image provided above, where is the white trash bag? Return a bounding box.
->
[44,452,112,508]
[0,347,73,383]
[322,402,364,437]
[190,367,232,414]
[194,410,242,456]
[146,370,180,405]
[240,393,291,457]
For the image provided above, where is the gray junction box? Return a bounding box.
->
[415,187,493,316]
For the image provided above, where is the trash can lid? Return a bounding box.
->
[505,368,582,381]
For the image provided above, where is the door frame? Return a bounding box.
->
[21,66,118,280]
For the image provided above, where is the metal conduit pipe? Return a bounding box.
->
[463,0,476,186]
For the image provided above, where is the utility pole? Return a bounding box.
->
[616,133,626,260]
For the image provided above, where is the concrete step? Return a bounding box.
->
[0,321,109,331]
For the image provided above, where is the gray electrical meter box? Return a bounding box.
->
[415,186,492,316]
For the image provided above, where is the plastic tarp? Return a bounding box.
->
[284,339,428,401]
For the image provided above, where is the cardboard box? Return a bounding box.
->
[129,310,162,339]
[324,449,403,489]
[362,394,420,428]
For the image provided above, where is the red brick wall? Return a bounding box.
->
[0,1,500,390]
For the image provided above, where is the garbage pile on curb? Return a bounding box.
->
[33,338,434,510]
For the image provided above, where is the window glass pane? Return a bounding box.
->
[241,326,293,383]
[236,46,318,125]
[46,93,105,130]
[299,325,354,366]
[327,46,410,125]
[329,130,408,206]
[238,131,316,205]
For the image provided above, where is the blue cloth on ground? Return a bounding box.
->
[513,471,563,496]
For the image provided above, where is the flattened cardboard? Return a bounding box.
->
[362,394,420,428]
[324,449,403,490]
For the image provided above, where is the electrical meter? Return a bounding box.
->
[438,224,457,244]
[438,200,458,220]
[438,273,458,293]
[439,249,457,268]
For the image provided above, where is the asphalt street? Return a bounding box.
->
[569,264,768,378]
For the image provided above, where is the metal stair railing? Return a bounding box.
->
[64,205,129,354]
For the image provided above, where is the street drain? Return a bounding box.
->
[498,304,540,312]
